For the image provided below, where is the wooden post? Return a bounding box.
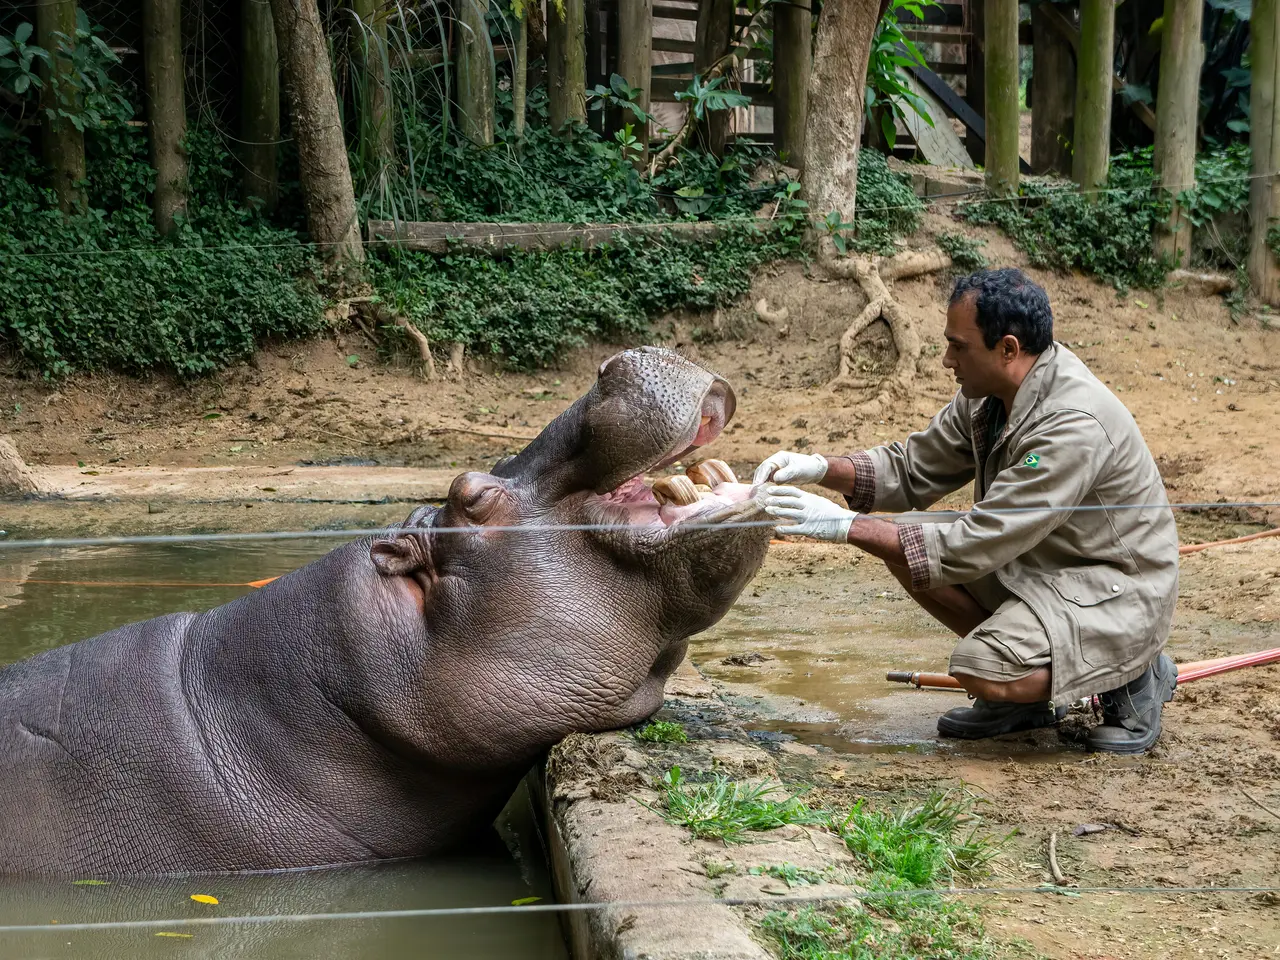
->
[457,0,494,143]
[1072,0,1116,194]
[513,8,528,138]
[774,0,810,165]
[1029,1,1074,175]
[966,0,985,166]
[352,0,396,166]
[984,0,1019,194]
[35,0,86,213]
[694,0,734,157]
[547,0,586,130]
[241,0,279,212]
[1250,0,1280,303]
[142,0,188,235]
[1152,0,1204,265]
[616,0,652,162]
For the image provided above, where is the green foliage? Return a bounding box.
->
[936,231,990,271]
[1176,143,1251,228]
[675,74,751,120]
[962,152,1172,291]
[760,900,1001,960]
[371,225,796,369]
[0,11,132,139]
[749,863,827,887]
[848,148,924,255]
[830,792,1004,888]
[866,0,938,149]
[0,127,322,378]
[635,720,689,744]
[650,766,820,843]
[587,73,652,124]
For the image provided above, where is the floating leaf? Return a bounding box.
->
[71,879,110,885]
[511,896,541,906]
[203,412,221,420]
[155,932,194,938]
[189,894,219,905]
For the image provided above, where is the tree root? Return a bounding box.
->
[446,341,466,379]
[824,247,952,412]
[394,317,437,380]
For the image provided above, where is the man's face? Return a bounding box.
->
[942,294,1008,400]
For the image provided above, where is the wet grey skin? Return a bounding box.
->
[0,347,772,877]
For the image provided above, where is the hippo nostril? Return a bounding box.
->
[598,353,624,379]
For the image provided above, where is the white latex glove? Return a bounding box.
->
[761,485,858,543]
[752,451,829,486]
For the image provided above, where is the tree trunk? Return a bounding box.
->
[1072,0,1116,194]
[1250,0,1280,303]
[984,0,1019,195]
[616,0,652,163]
[352,0,396,169]
[966,0,985,166]
[457,0,495,144]
[547,0,586,131]
[1029,1,1074,175]
[36,0,86,213]
[1152,0,1203,266]
[241,0,280,212]
[268,0,364,264]
[513,9,528,139]
[803,0,880,222]
[694,0,734,157]
[142,0,188,235]
[526,0,547,94]
[773,0,811,166]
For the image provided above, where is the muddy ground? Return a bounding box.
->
[2,216,1278,958]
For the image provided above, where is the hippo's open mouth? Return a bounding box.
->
[592,382,756,528]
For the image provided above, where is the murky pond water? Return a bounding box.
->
[0,540,566,960]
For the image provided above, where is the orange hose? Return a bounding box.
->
[0,577,278,589]
[1178,527,1280,555]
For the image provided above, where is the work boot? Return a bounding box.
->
[1087,654,1178,755]
[937,699,1066,739]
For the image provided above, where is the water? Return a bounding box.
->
[0,540,566,960]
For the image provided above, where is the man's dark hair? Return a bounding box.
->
[949,268,1054,354]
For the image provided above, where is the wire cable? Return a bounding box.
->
[0,884,1276,935]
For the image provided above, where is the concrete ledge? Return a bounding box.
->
[531,659,863,960]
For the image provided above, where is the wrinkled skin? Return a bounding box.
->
[0,347,771,876]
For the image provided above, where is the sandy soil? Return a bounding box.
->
[2,215,1278,957]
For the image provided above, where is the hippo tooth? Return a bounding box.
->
[652,475,701,506]
[686,458,737,487]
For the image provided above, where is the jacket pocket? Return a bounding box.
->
[1048,567,1129,667]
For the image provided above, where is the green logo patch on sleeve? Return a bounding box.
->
[1023,453,1041,468]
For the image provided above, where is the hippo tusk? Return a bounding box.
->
[686,459,738,487]
[652,475,701,506]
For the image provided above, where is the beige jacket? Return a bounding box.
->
[845,344,1179,703]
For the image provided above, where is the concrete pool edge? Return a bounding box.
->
[527,660,862,960]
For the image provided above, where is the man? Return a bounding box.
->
[754,268,1180,754]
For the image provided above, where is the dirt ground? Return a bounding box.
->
[2,216,1278,957]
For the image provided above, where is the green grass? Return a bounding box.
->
[652,766,821,843]
[635,721,689,744]
[749,863,828,888]
[831,792,1006,887]
[760,899,1005,960]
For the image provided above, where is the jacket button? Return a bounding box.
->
[1074,596,1081,602]
[1111,584,1120,593]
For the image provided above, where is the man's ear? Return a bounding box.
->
[1000,334,1022,362]
[371,532,432,577]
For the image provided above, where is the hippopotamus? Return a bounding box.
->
[0,347,771,876]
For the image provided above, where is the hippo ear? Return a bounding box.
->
[449,472,516,525]
[371,533,432,577]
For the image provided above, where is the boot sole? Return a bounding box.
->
[937,710,1059,740]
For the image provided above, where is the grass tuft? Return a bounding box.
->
[635,721,689,744]
[652,766,820,843]
[831,792,1006,887]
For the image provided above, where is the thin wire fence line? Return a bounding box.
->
[0,884,1276,935]
[0,501,1278,552]
[6,169,1277,261]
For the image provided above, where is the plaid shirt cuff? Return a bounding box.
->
[898,523,931,592]
[843,450,877,513]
